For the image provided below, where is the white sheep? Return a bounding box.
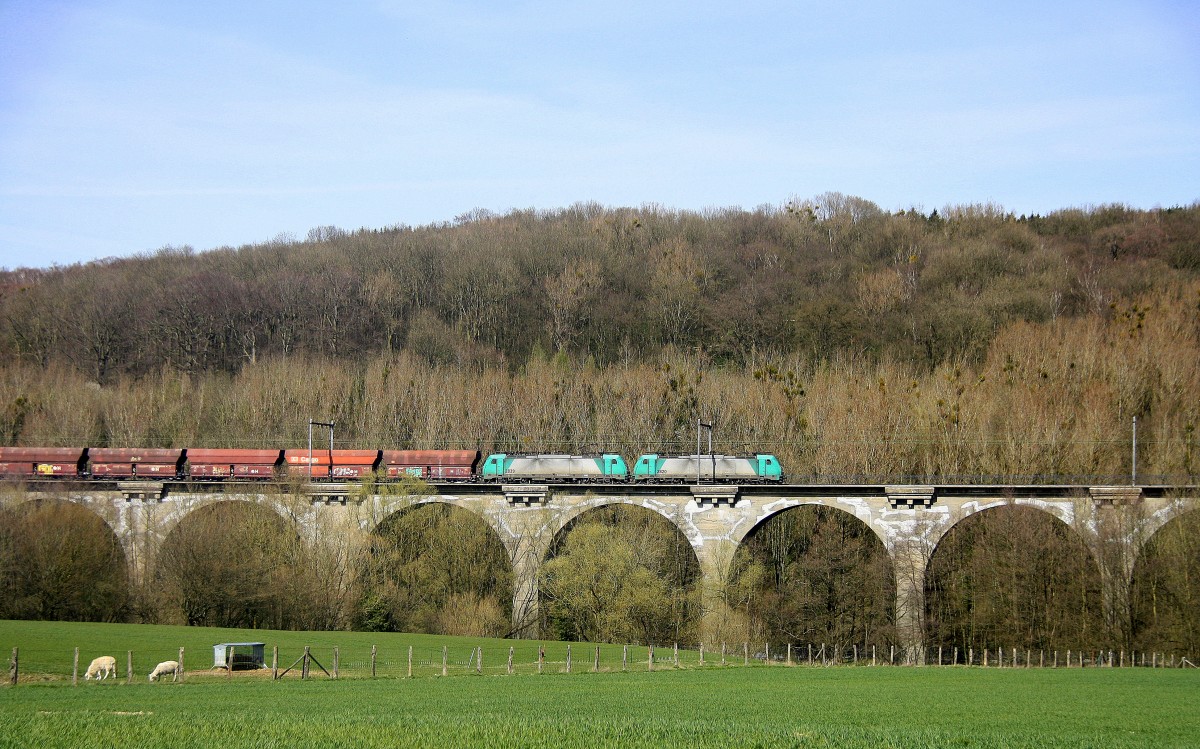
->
[148,660,179,682]
[85,655,117,681]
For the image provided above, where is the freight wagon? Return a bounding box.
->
[88,448,185,479]
[185,449,283,479]
[0,447,88,477]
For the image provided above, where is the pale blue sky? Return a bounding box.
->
[1,0,1197,269]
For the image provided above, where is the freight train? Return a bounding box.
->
[0,447,784,483]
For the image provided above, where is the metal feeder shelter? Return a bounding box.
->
[212,642,266,670]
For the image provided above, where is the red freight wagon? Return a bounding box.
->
[89,448,185,479]
[0,447,87,478]
[381,450,480,480]
[284,449,381,479]
[186,449,283,479]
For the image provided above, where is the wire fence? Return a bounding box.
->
[6,641,1194,686]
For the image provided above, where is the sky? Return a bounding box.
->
[0,1,1197,270]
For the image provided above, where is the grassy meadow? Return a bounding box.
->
[2,621,1198,748]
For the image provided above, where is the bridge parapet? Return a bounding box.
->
[503,485,550,505]
[118,481,165,502]
[306,483,352,504]
[886,485,936,508]
[1088,486,1144,505]
[690,485,740,506]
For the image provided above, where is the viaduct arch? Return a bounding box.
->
[3,481,1196,661]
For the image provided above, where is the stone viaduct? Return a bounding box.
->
[8,479,1198,661]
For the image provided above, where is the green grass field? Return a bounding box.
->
[1,620,692,679]
[3,621,1198,748]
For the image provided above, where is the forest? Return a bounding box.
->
[0,195,1198,656]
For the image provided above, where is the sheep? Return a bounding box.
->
[85,655,117,681]
[148,660,179,682]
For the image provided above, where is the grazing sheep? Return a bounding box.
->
[85,655,117,681]
[148,660,179,682]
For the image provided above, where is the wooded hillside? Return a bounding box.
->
[4,197,1198,374]
[1,196,1197,482]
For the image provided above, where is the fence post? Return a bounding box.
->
[178,647,185,683]
[743,642,748,667]
[787,643,792,666]
[476,647,482,675]
[227,644,233,680]
[721,641,726,666]
[371,645,377,678]
[566,645,571,673]
[699,642,704,667]
[302,646,310,680]
[674,643,679,668]
[127,650,133,685]
[73,647,79,686]
[273,646,278,680]
[408,645,413,678]
[594,645,600,673]
[442,646,448,677]
[333,647,339,679]
[623,644,628,671]
[648,645,654,672]
[538,645,544,674]
[508,646,514,675]
[9,647,17,686]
